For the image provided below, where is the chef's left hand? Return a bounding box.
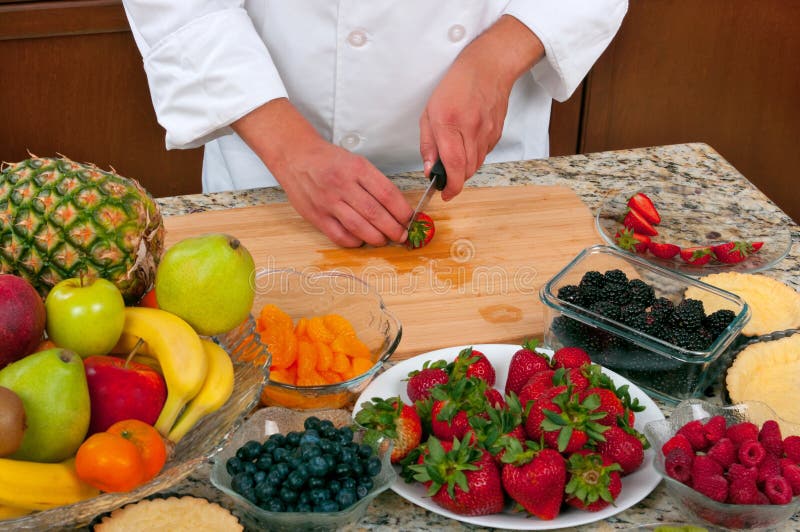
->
[419,15,545,200]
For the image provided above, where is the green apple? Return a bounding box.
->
[45,277,125,357]
[155,233,255,336]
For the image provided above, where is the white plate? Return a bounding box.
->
[355,344,666,530]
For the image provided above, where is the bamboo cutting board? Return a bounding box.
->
[163,185,602,360]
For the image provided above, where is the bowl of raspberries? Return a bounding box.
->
[540,245,750,403]
[645,399,800,530]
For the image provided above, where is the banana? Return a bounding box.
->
[167,339,235,443]
[0,458,100,511]
[0,504,33,520]
[118,307,208,436]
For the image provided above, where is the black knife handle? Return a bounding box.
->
[430,159,447,191]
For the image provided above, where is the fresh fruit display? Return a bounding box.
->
[0,457,100,511]
[405,212,435,249]
[155,233,255,336]
[0,274,46,369]
[0,348,90,462]
[0,155,164,304]
[684,271,800,337]
[45,276,125,358]
[75,419,167,492]
[359,344,649,520]
[0,386,26,457]
[662,415,800,506]
[223,416,385,513]
[726,333,800,427]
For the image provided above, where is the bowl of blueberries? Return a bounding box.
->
[209,406,396,531]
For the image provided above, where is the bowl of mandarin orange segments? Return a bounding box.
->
[241,269,402,410]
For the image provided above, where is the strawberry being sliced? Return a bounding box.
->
[626,192,661,225]
[648,241,680,259]
[614,227,650,254]
[405,212,435,249]
[711,240,763,264]
[622,208,658,237]
[680,246,713,266]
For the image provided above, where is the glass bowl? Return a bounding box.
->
[3,318,269,530]
[540,245,750,404]
[595,184,793,276]
[644,399,800,530]
[209,406,396,531]
[252,269,402,410]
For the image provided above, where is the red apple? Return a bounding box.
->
[0,275,46,369]
[84,355,167,435]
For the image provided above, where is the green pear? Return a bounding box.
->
[155,233,255,336]
[0,348,90,462]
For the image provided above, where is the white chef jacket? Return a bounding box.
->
[123,1,627,193]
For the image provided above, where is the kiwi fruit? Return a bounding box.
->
[0,385,26,456]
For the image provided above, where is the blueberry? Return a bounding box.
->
[299,429,321,446]
[230,472,254,495]
[340,477,356,491]
[287,455,303,470]
[268,433,286,446]
[240,486,258,504]
[297,490,311,505]
[264,498,285,512]
[358,443,374,459]
[273,462,290,479]
[359,476,374,492]
[261,439,278,454]
[273,447,291,463]
[319,439,335,454]
[255,453,273,471]
[350,459,364,476]
[279,486,298,503]
[356,484,369,499]
[225,456,243,476]
[308,476,326,489]
[365,456,382,477]
[255,481,276,501]
[328,479,341,493]
[322,453,336,471]
[315,500,339,513]
[286,431,303,447]
[300,443,322,461]
[307,455,329,477]
[334,462,350,477]
[340,448,356,463]
[266,469,283,486]
[304,416,322,431]
[309,487,331,506]
[296,502,312,513]
[286,469,306,490]
[253,470,267,485]
[242,462,258,475]
[337,426,354,443]
[336,488,357,509]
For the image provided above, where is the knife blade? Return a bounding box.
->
[406,159,447,233]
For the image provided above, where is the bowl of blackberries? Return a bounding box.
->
[540,245,750,404]
[210,407,396,531]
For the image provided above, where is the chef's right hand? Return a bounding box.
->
[233,99,413,248]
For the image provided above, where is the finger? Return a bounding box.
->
[309,212,364,248]
[435,128,467,201]
[334,199,389,248]
[418,111,438,176]
[359,175,413,242]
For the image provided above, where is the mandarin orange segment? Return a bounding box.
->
[314,341,334,372]
[319,370,341,384]
[331,352,352,375]
[294,317,308,337]
[307,316,336,344]
[258,304,293,332]
[331,334,372,359]
[269,329,298,369]
[351,357,375,377]
[297,369,327,387]
[323,314,356,337]
[297,340,317,376]
[269,367,295,384]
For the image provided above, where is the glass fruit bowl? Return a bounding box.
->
[252,269,402,410]
[209,406,396,531]
[3,319,269,530]
[644,399,800,530]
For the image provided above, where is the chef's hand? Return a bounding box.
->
[233,98,413,248]
[420,15,545,200]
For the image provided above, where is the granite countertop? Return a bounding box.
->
[156,143,799,531]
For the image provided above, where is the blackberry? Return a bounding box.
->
[579,271,606,291]
[671,299,705,330]
[619,303,646,327]
[589,300,621,321]
[628,279,656,308]
[557,284,585,306]
[703,309,736,337]
[650,297,675,323]
[550,316,585,345]
[601,281,630,306]
[604,269,629,285]
[671,328,711,351]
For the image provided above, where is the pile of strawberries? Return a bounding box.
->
[615,192,762,265]
[663,416,800,507]
[355,342,650,520]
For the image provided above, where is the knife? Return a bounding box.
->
[406,159,447,233]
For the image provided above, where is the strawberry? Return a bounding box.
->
[504,339,550,396]
[500,439,566,520]
[470,393,527,462]
[551,346,591,369]
[518,369,557,408]
[615,227,650,254]
[595,425,645,476]
[405,359,449,403]
[581,387,625,426]
[680,246,713,266]
[539,388,609,453]
[405,212,435,249]
[451,347,496,386]
[564,450,623,512]
[561,366,591,392]
[648,241,680,259]
[711,240,762,263]
[627,192,661,225]
[524,385,567,441]
[409,436,505,516]
[484,387,505,409]
[758,419,784,457]
[354,396,422,463]
[622,208,658,236]
[429,378,487,441]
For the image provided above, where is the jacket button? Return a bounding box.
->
[340,133,361,149]
[347,30,367,47]
[448,24,466,42]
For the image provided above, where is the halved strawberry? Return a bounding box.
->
[648,241,680,259]
[627,192,661,225]
[680,246,713,266]
[711,241,762,264]
[622,208,658,236]
[614,227,650,253]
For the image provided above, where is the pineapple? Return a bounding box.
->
[0,155,164,304]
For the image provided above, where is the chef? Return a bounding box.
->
[122,1,627,247]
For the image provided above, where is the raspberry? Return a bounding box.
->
[703,415,727,445]
[727,463,758,485]
[757,453,781,487]
[664,447,694,484]
[739,440,767,468]
[692,473,729,503]
[677,420,708,452]
[726,421,759,446]
[780,458,800,496]
[758,420,784,457]
[661,433,693,457]
[692,454,723,479]
[764,476,793,505]
[728,478,761,505]
[783,435,800,463]
[756,491,771,505]
[707,437,736,469]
